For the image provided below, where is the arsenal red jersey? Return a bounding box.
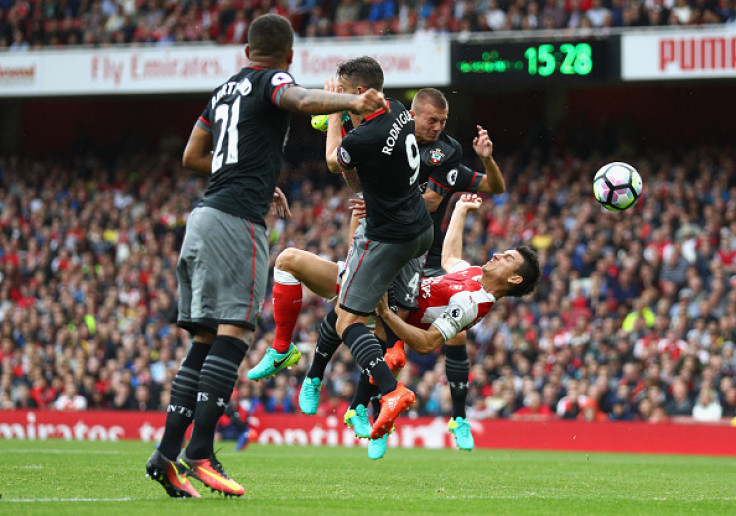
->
[406,261,496,341]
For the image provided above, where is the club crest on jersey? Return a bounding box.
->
[271,72,294,86]
[429,148,444,164]
[447,168,458,186]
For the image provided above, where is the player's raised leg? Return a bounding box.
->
[248,248,339,381]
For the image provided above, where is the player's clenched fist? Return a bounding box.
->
[350,89,390,115]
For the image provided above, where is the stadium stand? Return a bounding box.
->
[1,132,734,424]
[0,0,733,50]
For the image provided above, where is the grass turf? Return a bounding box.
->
[1,439,735,515]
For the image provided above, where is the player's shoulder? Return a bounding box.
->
[421,132,461,165]
[387,98,408,113]
[441,132,463,157]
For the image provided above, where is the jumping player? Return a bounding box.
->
[321,56,433,440]
[145,14,389,498]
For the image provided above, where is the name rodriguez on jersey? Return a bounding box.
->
[381,109,413,156]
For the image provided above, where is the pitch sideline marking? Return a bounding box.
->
[3,449,122,454]
[3,497,142,503]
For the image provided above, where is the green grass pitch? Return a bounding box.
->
[1,439,735,515]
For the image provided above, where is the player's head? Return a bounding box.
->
[410,88,448,144]
[483,244,540,298]
[245,14,294,66]
[336,56,384,94]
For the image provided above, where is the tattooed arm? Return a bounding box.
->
[279,87,388,116]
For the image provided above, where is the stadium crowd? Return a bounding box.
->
[1,0,734,50]
[1,133,735,426]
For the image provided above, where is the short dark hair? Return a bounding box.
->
[507,245,540,297]
[336,56,384,91]
[247,14,294,61]
[411,88,448,112]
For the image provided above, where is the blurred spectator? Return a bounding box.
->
[512,391,553,420]
[692,388,723,421]
[54,380,88,411]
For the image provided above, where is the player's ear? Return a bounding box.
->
[245,45,251,59]
[286,48,294,65]
[409,109,416,118]
[508,274,523,286]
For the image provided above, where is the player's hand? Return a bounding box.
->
[324,76,340,93]
[376,293,391,318]
[457,193,482,212]
[351,88,390,115]
[472,125,494,160]
[348,198,366,219]
[270,186,291,219]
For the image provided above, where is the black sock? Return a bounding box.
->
[342,323,397,396]
[307,310,341,380]
[158,340,209,459]
[445,344,470,419]
[351,371,380,409]
[380,317,399,348]
[185,335,248,459]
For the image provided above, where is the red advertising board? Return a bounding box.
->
[1,410,734,456]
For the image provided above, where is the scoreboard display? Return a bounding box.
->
[451,38,620,85]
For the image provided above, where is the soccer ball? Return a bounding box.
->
[310,111,351,133]
[593,162,642,211]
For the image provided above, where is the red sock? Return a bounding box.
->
[272,280,302,353]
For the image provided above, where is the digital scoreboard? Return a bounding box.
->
[451,38,620,85]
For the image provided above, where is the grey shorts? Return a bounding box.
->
[339,225,433,316]
[422,263,446,278]
[177,206,268,334]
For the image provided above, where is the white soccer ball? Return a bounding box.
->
[593,162,642,212]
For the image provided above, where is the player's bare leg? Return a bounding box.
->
[445,331,474,451]
[249,249,340,381]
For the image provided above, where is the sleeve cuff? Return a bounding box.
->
[432,318,455,342]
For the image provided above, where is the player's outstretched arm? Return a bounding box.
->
[279,86,388,117]
[377,295,445,354]
[472,125,505,194]
[182,125,214,176]
[441,194,482,272]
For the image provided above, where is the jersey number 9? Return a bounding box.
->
[406,134,420,185]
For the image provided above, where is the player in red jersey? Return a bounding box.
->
[262,194,539,454]
[376,194,539,352]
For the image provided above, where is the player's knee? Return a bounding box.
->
[275,247,300,273]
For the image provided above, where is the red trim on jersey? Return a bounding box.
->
[364,104,388,121]
[198,116,212,127]
[429,177,450,191]
[271,83,290,105]
[244,221,257,323]
[470,171,479,187]
[248,66,265,69]
[342,240,370,301]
